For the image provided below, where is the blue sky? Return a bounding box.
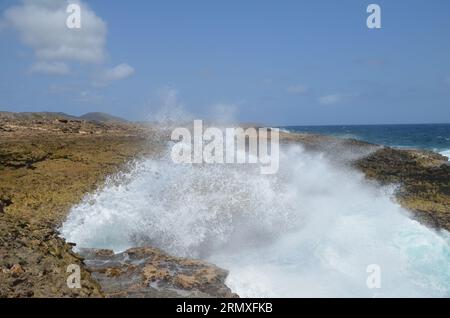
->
[1,0,450,125]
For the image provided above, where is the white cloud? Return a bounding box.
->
[286,84,308,94]
[4,0,107,64]
[30,61,70,75]
[318,94,343,105]
[3,0,135,87]
[317,93,358,105]
[93,63,135,86]
[318,94,352,105]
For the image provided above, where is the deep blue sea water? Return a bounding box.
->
[281,124,450,159]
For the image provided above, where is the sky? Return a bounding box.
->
[0,0,450,125]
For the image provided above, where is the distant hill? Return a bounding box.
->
[0,111,128,123]
[79,112,128,123]
[0,111,78,121]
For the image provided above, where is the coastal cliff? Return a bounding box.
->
[0,114,449,297]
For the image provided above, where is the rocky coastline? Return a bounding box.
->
[1,113,449,297]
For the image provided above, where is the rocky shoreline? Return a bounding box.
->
[1,114,449,297]
[0,114,149,297]
[0,113,235,297]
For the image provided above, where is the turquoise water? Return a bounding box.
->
[282,124,450,158]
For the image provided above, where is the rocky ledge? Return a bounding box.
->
[356,147,450,230]
[0,214,102,297]
[78,247,237,298]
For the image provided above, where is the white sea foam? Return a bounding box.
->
[61,144,450,297]
[439,149,450,161]
[276,128,291,134]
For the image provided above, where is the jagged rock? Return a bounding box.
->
[79,247,238,298]
[9,264,24,276]
[0,197,12,213]
[0,215,103,297]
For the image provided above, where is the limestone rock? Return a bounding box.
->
[78,247,238,298]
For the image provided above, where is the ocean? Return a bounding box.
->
[281,123,450,159]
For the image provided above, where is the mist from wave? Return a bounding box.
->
[60,142,450,297]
